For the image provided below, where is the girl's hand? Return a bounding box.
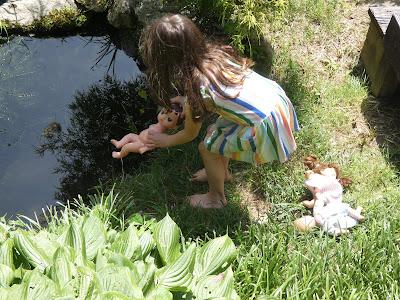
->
[146,129,171,148]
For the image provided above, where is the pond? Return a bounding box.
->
[0,35,156,218]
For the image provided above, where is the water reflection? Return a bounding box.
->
[0,35,145,217]
[37,76,157,202]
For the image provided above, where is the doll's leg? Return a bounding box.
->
[293,216,316,232]
[111,133,139,149]
[188,143,227,209]
[347,206,365,221]
[112,141,142,159]
[190,155,232,182]
[138,145,153,154]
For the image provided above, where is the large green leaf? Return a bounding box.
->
[20,269,60,299]
[0,240,14,269]
[13,231,51,272]
[76,266,96,299]
[107,252,136,271]
[0,222,10,244]
[139,231,155,259]
[95,250,108,272]
[0,264,14,287]
[34,231,59,257]
[155,243,196,292]
[131,258,156,292]
[82,214,107,261]
[193,236,237,278]
[110,224,141,260]
[145,286,172,300]
[96,265,144,299]
[191,267,239,300]
[63,221,87,266]
[99,290,141,300]
[48,246,77,294]
[0,288,8,298]
[153,214,181,265]
[106,229,117,244]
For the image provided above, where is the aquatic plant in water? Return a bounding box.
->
[0,191,239,299]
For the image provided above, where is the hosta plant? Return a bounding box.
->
[0,191,239,299]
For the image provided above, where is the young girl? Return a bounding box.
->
[141,14,299,209]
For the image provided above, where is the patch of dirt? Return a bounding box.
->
[237,183,271,224]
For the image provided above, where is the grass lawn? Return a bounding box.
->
[108,0,400,298]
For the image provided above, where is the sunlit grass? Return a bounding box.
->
[108,0,400,298]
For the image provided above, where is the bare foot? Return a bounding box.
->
[112,151,126,159]
[188,193,227,209]
[190,168,232,183]
[111,139,121,149]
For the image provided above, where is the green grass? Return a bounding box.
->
[98,0,400,298]
[2,7,88,36]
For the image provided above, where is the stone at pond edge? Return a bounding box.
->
[0,0,77,27]
[133,0,180,24]
[75,0,108,13]
[107,0,137,29]
[107,0,181,29]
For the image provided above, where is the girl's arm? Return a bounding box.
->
[146,103,202,148]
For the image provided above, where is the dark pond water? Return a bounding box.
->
[0,35,156,218]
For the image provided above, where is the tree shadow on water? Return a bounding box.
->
[36,76,157,203]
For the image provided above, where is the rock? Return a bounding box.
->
[75,0,108,13]
[107,0,181,29]
[0,0,77,27]
[107,0,137,29]
[133,0,180,24]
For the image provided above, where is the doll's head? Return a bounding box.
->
[303,155,352,187]
[157,106,183,129]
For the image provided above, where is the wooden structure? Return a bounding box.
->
[361,7,400,98]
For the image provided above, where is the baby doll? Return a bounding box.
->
[301,155,352,208]
[294,157,365,235]
[111,106,182,159]
[304,170,365,235]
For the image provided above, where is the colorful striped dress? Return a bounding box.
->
[202,70,299,165]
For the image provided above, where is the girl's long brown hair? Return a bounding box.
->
[139,14,253,121]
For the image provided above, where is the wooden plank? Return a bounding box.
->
[360,21,386,85]
[384,14,400,76]
[369,7,400,36]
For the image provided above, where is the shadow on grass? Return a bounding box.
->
[352,58,400,171]
[361,95,400,170]
[113,136,252,239]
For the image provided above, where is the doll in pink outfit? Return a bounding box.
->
[295,168,365,235]
[111,106,182,158]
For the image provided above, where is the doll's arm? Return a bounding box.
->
[313,196,326,225]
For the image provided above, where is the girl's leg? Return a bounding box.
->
[111,133,138,149]
[188,143,227,208]
[190,156,232,182]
